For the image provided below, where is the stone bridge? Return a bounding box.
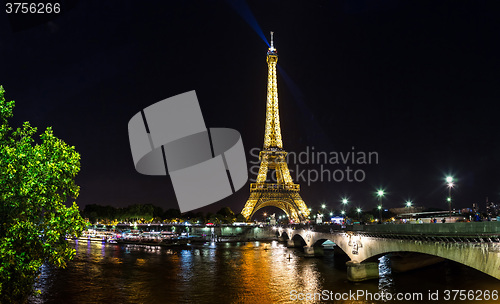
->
[277,222,500,282]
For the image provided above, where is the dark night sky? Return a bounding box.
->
[1,0,500,216]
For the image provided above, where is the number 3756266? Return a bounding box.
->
[6,3,60,14]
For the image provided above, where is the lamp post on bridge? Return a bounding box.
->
[356,208,362,222]
[446,176,454,221]
[341,198,348,219]
[406,201,412,221]
[377,190,385,223]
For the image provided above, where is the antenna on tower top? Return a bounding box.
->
[270,31,275,51]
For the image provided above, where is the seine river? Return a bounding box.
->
[29,240,500,304]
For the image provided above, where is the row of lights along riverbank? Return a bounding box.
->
[262,175,456,223]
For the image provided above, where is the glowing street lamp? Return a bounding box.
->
[377,189,385,222]
[356,208,362,221]
[446,176,454,220]
[405,201,412,220]
[341,198,348,216]
[321,204,326,210]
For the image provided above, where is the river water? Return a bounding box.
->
[29,240,500,304]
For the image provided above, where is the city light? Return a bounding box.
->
[356,208,362,221]
[342,198,348,204]
[445,176,455,220]
[406,201,412,207]
[376,189,385,222]
[321,204,326,209]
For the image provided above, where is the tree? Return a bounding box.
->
[235,213,247,222]
[362,213,374,223]
[217,207,235,218]
[216,207,236,224]
[163,208,181,221]
[0,86,85,303]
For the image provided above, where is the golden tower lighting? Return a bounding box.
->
[241,32,310,222]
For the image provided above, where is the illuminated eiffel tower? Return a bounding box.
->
[241,32,310,223]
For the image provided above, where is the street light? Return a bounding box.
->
[321,204,326,210]
[377,205,382,223]
[446,176,454,221]
[377,189,385,222]
[406,201,412,221]
[356,208,362,221]
[341,198,348,217]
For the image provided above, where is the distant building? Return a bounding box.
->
[472,203,480,214]
[460,208,473,214]
[486,201,499,217]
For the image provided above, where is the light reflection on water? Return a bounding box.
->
[29,241,500,304]
[378,255,394,294]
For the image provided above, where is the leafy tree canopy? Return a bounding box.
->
[217,207,235,218]
[0,86,85,303]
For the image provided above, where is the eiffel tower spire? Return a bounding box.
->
[241,32,310,223]
[263,31,282,149]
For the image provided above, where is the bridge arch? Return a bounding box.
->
[280,231,290,240]
[291,233,307,247]
[354,238,500,279]
[311,238,329,247]
[339,234,499,280]
[286,229,500,280]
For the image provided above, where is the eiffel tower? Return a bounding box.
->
[241,32,310,223]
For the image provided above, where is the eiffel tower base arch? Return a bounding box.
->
[242,191,308,223]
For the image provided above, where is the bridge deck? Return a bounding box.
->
[349,222,500,236]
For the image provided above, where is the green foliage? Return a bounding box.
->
[81,203,168,223]
[362,213,374,223]
[217,207,235,218]
[80,203,245,225]
[163,208,181,221]
[0,86,85,303]
[215,207,236,224]
[235,213,246,222]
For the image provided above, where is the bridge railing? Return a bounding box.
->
[279,222,500,239]
[347,222,500,236]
